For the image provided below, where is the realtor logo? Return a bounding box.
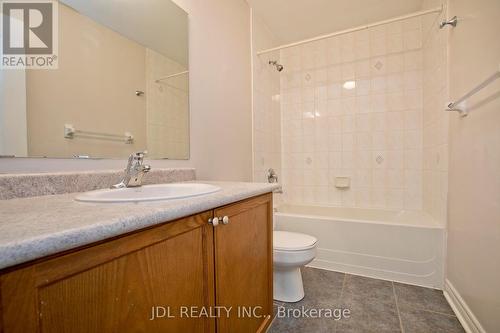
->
[1,0,58,69]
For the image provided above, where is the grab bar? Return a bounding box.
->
[64,124,134,144]
[155,70,189,83]
[447,64,500,117]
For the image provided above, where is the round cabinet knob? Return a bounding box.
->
[210,217,219,227]
[222,216,230,225]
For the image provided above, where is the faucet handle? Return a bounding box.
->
[267,168,278,183]
[124,151,147,172]
[124,153,135,172]
[134,151,147,159]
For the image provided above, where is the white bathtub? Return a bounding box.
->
[274,204,445,289]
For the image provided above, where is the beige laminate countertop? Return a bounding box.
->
[0,181,279,270]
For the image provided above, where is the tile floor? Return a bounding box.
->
[269,267,465,333]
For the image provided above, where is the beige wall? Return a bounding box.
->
[446,0,500,331]
[0,69,27,157]
[27,4,147,158]
[251,12,281,183]
[0,15,28,157]
[175,0,252,181]
[0,0,253,181]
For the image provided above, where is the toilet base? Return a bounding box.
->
[273,266,305,302]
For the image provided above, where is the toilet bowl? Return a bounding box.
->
[273,231,317,302]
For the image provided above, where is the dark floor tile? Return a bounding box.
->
[343,274,395,302]
[269,268,346,332]
[274,300,286,307]
[273,300,288,317]
[269,304,339,333]
[399,307,465,333]
[268,316,335,333]
[290,267,345,308]
[336,291,401,333]
[394,282,455,315]
[270,268,465,333]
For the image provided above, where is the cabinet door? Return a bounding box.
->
[0,212,215,333]
[214,194,273,333]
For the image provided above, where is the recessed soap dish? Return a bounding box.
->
[335,177,350,189]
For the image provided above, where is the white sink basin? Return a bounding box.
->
[75,183,221,203]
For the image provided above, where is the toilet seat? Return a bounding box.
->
[274,231,317,251]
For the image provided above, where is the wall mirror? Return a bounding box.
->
[0,0,189,159]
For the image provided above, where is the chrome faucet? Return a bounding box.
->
[267,168,278,183]
[111,152,151,188]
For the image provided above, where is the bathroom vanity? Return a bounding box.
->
[0,179,277,333]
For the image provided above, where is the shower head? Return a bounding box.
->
[269,60,284,72]
[439,16,458,29]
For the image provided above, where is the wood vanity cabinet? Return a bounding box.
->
[0,193,273,333]
[214,193,273,333]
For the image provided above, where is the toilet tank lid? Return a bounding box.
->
[274,231,317,251]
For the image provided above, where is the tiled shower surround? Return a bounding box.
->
[277,16,439,212]
[146,49,189,159]
[253,50,282,183]
[253,11,449,224]
[422,1,450,224]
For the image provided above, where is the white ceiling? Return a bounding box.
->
[248,0,423,45]
[62,0,188,67]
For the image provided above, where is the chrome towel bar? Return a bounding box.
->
[447,64,500,117]
[155,70,189,83]
[64,124,134,144]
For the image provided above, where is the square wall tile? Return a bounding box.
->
[271,16,429,210]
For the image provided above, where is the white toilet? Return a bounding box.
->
[273,231,318,302]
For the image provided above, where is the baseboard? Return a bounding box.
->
[443,279,486,333]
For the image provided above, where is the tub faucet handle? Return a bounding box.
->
[267,168,279,183]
